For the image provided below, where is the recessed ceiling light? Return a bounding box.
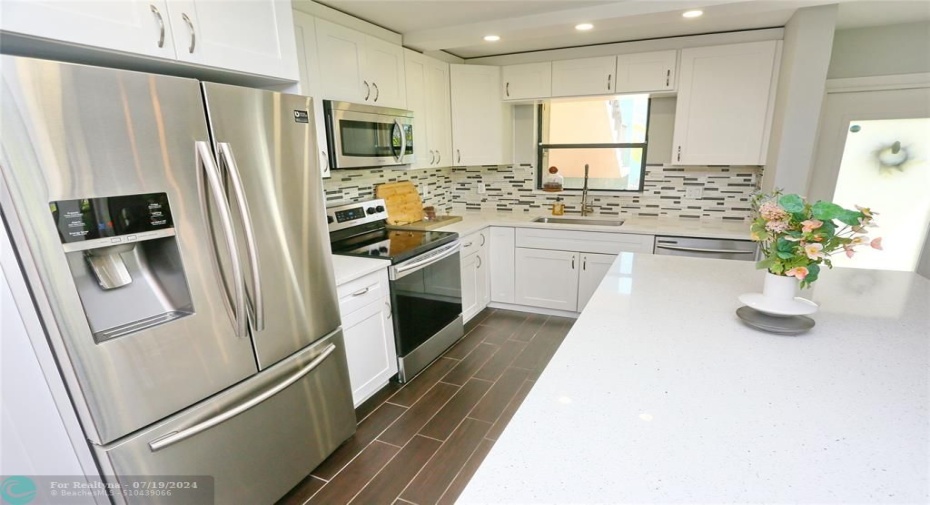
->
[682,10,703,18]
[483,35,500,42]
[575,23,594,31]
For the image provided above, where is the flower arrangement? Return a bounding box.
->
[750,191,880,288]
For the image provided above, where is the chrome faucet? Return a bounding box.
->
[580,163,593,217]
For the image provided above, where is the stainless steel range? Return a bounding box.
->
[328,199,464,382]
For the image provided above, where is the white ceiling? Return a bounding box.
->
[315,0,930,59]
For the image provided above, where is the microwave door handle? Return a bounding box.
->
[195,141,247,338]
[217,142,264,332]
[393,119,407,164]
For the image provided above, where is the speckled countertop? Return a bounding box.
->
[459,254,930,504]
[430,211,752,240]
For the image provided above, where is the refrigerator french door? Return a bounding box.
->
[0,56,353,503]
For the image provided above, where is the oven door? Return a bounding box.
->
[325,103,414,169]
[389,242,463,381]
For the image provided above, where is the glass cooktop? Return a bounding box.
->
[330,229,458,264]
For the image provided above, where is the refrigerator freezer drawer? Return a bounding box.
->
[95,330,355,504]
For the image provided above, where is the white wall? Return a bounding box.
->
[828,22,930,79]
[762,4,837,195]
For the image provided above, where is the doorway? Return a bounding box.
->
[808,86,930,271]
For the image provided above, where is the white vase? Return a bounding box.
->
[762,271,798,302]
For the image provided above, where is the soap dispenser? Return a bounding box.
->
[552,197,565,216]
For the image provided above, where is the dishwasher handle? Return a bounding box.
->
[655,244,755,255]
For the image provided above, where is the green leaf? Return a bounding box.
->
[756,258,774,271]
[779,194,805,213]
[819,220,837,237]
[807,263,820,276]
[811,201,844,221]
[776,236,795,253]
[776,251,794,259]
[838,209,864,226]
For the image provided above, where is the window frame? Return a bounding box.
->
[535,98,651,193]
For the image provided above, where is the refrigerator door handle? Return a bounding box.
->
[218,142,264,332]
[196,141,248,338]
[148,343,337,451]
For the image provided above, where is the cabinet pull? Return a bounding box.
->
[666,69,671,87]
[363,81,371,101]
[351,287,370,297]
[506,82,510,97]
[476,256,482,269]
[677,145,681,162]
[479,233,486,247]
[150,5,165,48]
[583,258,587,270]
[463,241,474,248]
[372,82,380,102]
[456,149,461,164]
[437,151,441,165]
[430,150,436,165]
[385,301,392,318]
[607,74,611,91]
[181,13,195,53]
[572,256,576,270]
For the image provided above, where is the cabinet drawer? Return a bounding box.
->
[460,228,489,258]
[516,228,653,254]
[337,269,389,317]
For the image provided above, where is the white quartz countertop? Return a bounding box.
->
[432,211,751,240]
[330,254,390,286]
[460,254,930,504]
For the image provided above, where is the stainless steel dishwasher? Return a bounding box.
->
[654,236,758,261]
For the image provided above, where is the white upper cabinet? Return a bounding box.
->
[1,0,299,81]
[165,0,298,80]
[450,64,513,166]
[292,11,330,178]
[404,50,452,168]
[551,56,616,97]
[502,62,552,100]
[315,18,406,108]
[615,50,677,93]
[0,0,179,59]
[672,40,779,166]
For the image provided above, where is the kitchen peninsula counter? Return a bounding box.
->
[459,254,929,504]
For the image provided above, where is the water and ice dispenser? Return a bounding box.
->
[50,193,194,343]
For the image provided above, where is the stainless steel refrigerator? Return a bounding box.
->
[0,56,355,503]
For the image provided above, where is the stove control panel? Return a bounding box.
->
[326,198,389,233]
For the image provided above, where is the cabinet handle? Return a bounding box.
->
[666,69,671,87]
[430,150,436,165]
[363,81,371,101]
[506,82,510,97]
[572,256,576,270]
[583,258,587,270]
[437,151,441,165]
[181,13,195,53]
[607,74,611,91]
[150,5,165,48]
[351,287,370,297]
[456,149,461,164]
[463,241,474,248]
[372,82,380,102]
[385,301,392,318]
[677,145,681,162]
[476,256,482,269]
[479,233,486,247]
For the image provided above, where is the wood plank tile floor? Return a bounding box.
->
[277,308,575,505]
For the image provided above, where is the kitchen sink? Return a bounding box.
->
[532,217,625,226]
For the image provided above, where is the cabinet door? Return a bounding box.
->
[514,248,578,312]
[615,50,677,93]
[404,50,433,169]
[166,0,298,80]
[672,40,778,165]
[502,62,552,100]
[490,227,515,303]
[477,247,491,310]
[450,64,513,166]
[315,18,368,103]
[341,298,398,407]
[461,253,480,322]
[1,0,178,60]
[293,12,330,178]
[577,253,617,310]
[551,56,616,97]
[426,59,453,167]
[365,36,407,108]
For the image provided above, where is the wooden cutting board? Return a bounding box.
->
[375,181,425,225]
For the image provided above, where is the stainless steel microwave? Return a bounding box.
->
[323,100,414,169]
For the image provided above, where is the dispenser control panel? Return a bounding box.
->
[51,192,175,250]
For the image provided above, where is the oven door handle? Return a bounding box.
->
[390,242,460,280]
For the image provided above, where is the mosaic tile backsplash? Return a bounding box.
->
[450,164,763,221]
[322,165,762,221]
[323,167,454,212]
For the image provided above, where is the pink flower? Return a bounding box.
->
[801,219,823,233]
[759,201,788,221]
[804,242,824,260]
[871,237,883,250]
[785,267,809,280]
[765,220,789,233]
[844,245,855,258]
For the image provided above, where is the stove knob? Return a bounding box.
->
[366,207,376,215]
[378,246,388,253]
[369,250,380,256]
[327,215,334,224]
[375,205,385,213]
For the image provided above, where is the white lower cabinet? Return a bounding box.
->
[460,229,491,322]
[337,269,397,407]
[577,253,618,310]
[490,227,515,303]
[514,248,579,311]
